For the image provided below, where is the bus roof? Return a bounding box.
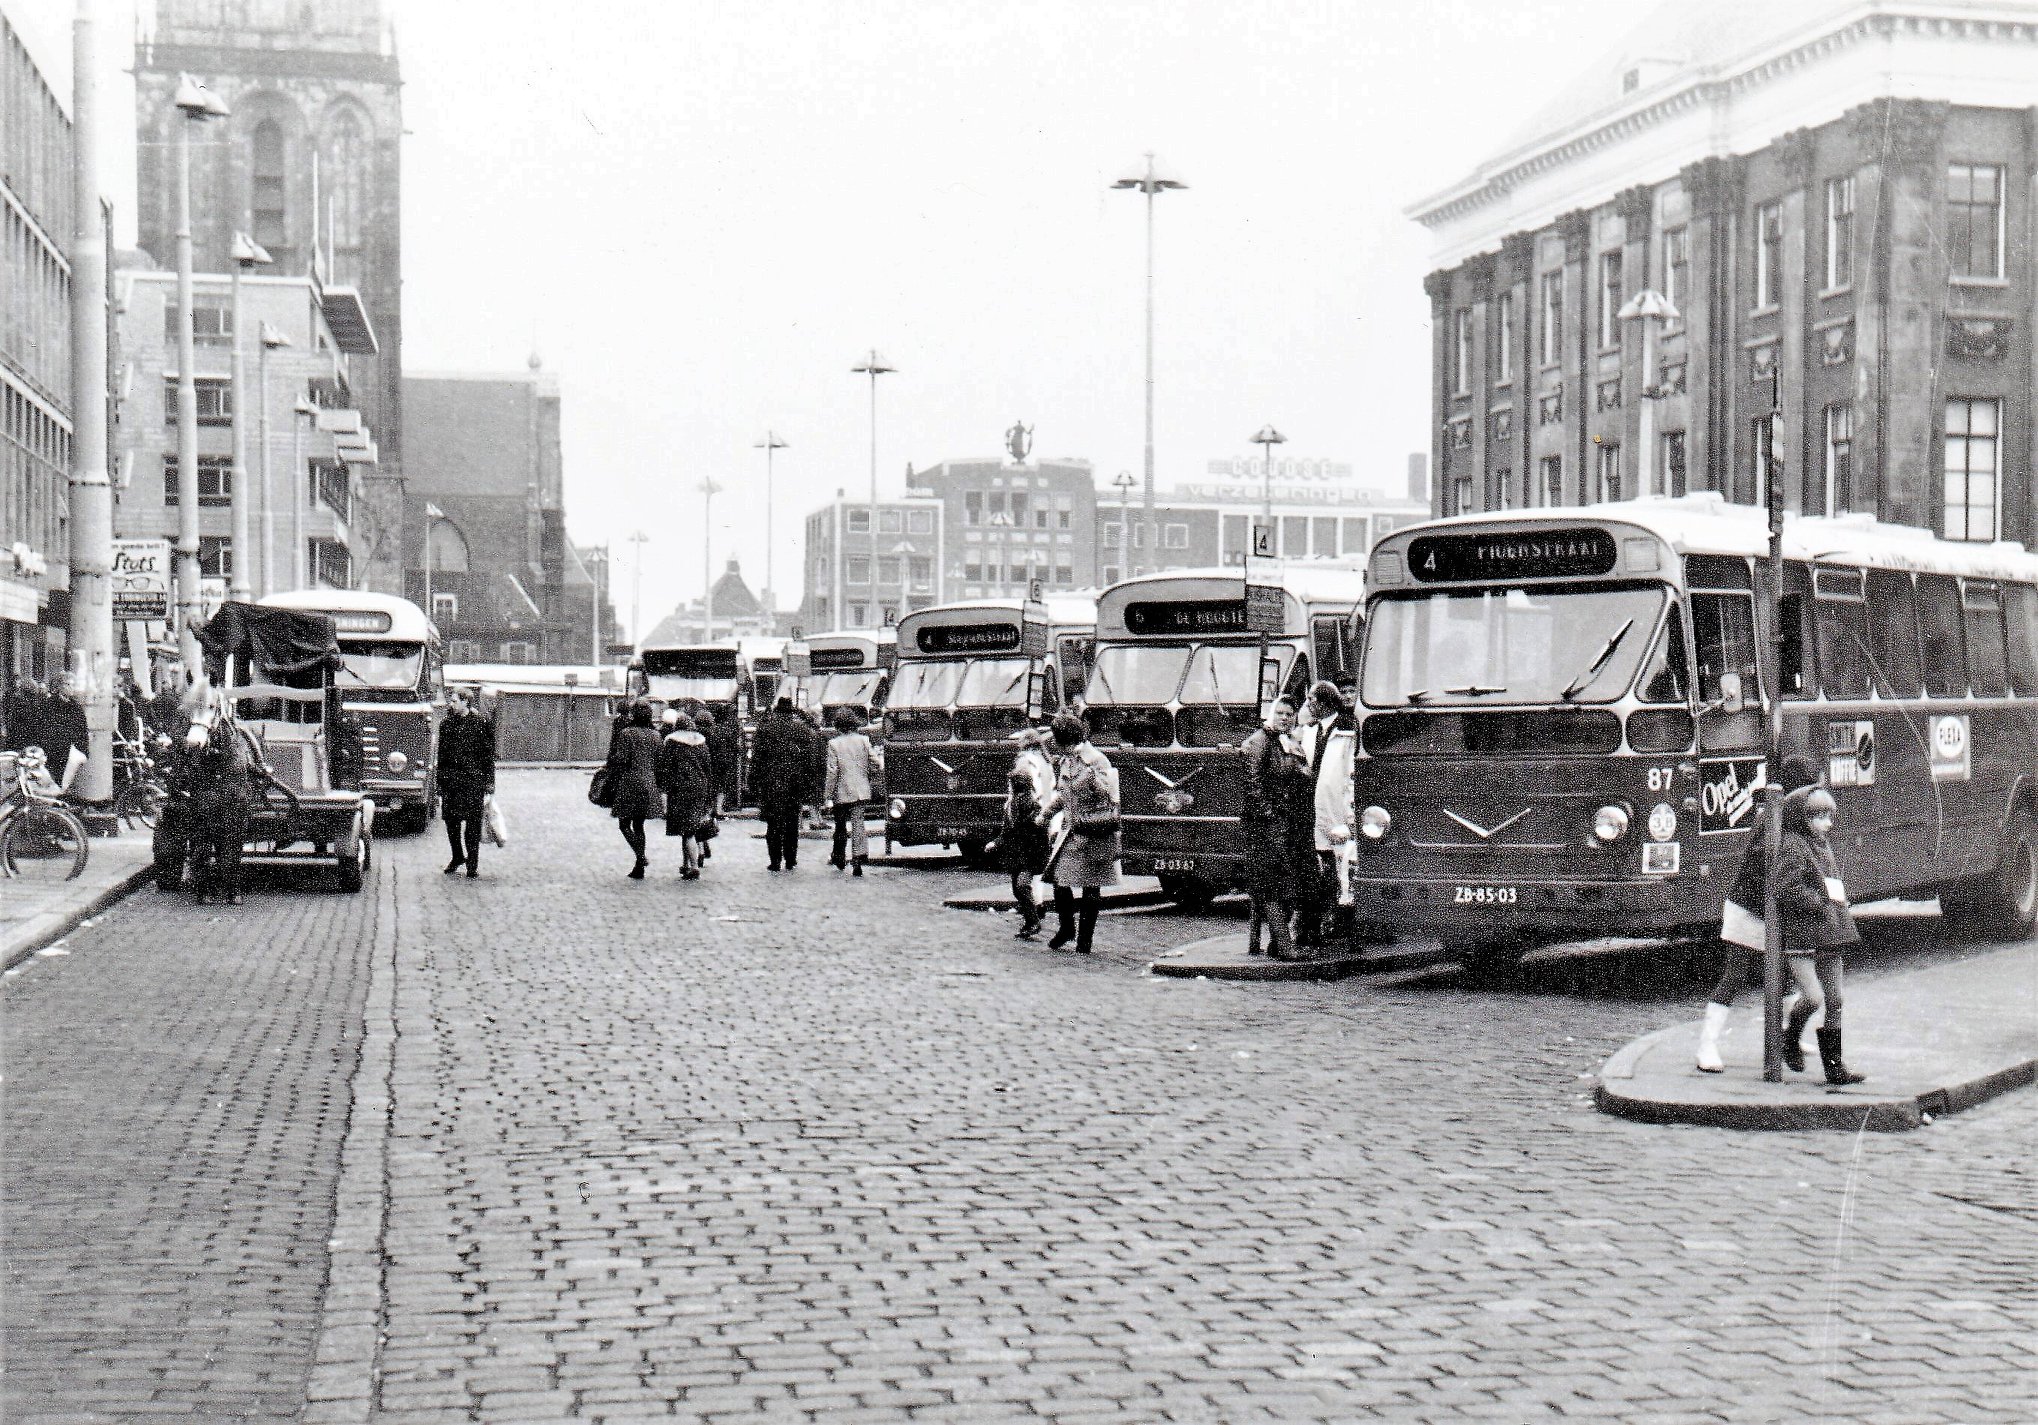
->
[895,594,1098,631]
[738,635,787,663]
[261,588,436,642]
[637,638,740,659]
[801,628,898,653]
[1095,563,1369,639]
[1373,495,2038,586]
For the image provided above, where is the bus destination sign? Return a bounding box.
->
[1125,599,1249,635]
[809,647,869,670]
[1408,527,1618,582]
[916,623,1021,654]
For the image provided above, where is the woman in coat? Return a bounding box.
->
[1241,697,1313,960]
[604,700,665,879]
[823,708,876,875]
[658,710,715,879]
[1042,712,1120,953]
[1772,785,1866,1084]
[998,725,1056,939]
[435,687,496,878]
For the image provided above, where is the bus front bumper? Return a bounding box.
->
[886,794,1002,848]
[1348,874,1707,937]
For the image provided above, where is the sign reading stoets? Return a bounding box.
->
[1124,599,1248,635]
[111,538,172,621]
[915,623,1021,654]
[1408,527,1619,583]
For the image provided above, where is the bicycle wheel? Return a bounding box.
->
[115,780,165,829]
[1,804,90,882]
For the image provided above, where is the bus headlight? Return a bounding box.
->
[887,797,907,821]
[385,750,408,774]
[1592,804,1631,842]
[1647,802,1677,841]
[1359,805,1392,841]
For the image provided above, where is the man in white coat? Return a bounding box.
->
[1295,681,1356,951]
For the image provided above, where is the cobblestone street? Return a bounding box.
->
[5,768,2034,1422]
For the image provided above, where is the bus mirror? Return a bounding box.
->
[1714,672,1744,715]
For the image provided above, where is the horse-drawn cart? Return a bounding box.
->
[194,602,373,892]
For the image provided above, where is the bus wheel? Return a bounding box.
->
[1157,874,1216,911]
[1950,811,2038,941]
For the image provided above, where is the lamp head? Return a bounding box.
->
[174,75,230,119]
[1112,471,1136,492]
[1251,424,1287,447]
[850,351,896,376]
[259,321,291,349]
[754,432,789,451]
[293,396,318,418]
[230,232,274,268]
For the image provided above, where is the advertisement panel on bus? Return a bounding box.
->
[261,590,444,828]
[1349,497,2038,970]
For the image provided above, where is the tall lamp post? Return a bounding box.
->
[422,502,446,627]
[227,232,273,600]
[1110,470,1135,581]
[1618,290,1679,499]
[1251,424,1287,554]
[255,321,291,596]
[171,73,230,675]
[754,430,788,617]
[627,530,650,648]
[290,395,317,586]
[67,0,114,802]
[699,476,723,643]
[850,352,894,622]
[1112,152,1187,578]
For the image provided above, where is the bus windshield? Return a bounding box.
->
[954,658,1032,707]
[887,661,963,709]
[820,671,884,709]
[647,674,738,701]
[336,640,423,693]
[1085,645,1190,705]
[1361,583,1668,707]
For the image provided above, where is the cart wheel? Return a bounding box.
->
[114,780,164,830]
[336,817,367,893]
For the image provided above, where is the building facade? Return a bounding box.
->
[798,495,945,634]
[642,560,776,648]
[134,0,405,589]
[1409,2,2034,546]
[1,8,75,690]
[402,368,609,666]
[908,457,1097,603]
[112,268,376,597]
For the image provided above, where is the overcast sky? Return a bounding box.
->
[19,0,1652,637]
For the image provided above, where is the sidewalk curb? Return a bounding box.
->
[2,860,158,973]
[1148,932,1374,982]
[1594,1024,2038,1132]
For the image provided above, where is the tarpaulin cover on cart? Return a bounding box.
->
[196,601,343,678]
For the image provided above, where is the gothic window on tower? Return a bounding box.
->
[252,119,290,271]
[324,108,369,286]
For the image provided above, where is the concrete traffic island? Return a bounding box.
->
[1595,941,2036,1132]
[1147,930,1391,982]
[942,874,1171,913]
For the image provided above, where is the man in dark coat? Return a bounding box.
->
[435,688,496,878]
[702,706,742,814]
[5,679,47,755]
[748,697,817,871]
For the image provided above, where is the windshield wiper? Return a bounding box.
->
[1559,618,1635,700]
[979,664,1028,706]
[1445,684,1508,697]
[1403,688,1432,705]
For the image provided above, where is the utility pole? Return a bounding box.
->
[67,0,114,802]
[699,477,722,643]
[627,530,650,648]
[1761,370,1787,1083]
[755,431,787,618]
[227,233,272,600]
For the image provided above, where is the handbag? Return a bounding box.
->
[483,793,509,848]
[587,765,616,808]
[696,815,719,842]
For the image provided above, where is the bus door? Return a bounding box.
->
[1687,558,1767,849]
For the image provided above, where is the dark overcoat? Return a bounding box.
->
[436,711,496,820]
[604,725,665,820]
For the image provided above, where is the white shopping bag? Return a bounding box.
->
[483,793,509,848]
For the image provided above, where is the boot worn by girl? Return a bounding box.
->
[1781,1000,1816,1073]
[1816,1027,1866,1085]
[1073,893,1100,954]
[1047,887,1077,949]
[1695,1002,1731,1073]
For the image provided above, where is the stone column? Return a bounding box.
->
[1423,268,1453,517]
[1556,210,1592,506]
[1679,156,1744,499]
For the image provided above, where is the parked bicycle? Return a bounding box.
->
[0,747,90,882]
[108,728,169,830]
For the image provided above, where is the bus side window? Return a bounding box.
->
[1637,604,1689,704]
[1692,592,1759,703]
[2005,585,2038,696]
[1039,665,1060,714]
[1779,564,1816,700]
[1813,568,1871,700]
[1281,654,1312,706]
[1916,574,1968,696]
[1865,570,1923,697]
[1311,616,1345,686]
[1963,582,2010,697]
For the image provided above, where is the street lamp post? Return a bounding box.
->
[1251,424,1287,555]
[290,395,317,586]
[1112,152,1187,578]
[67,0,114,802]
[850,352,894,622]
[422,502,446,628]
[171,73,230,674]
[754,430,788,617]
[255,321,290,596]
[1110,470,1135,581]
[1618,290,1679,499]
[699,476,723,643]
[227,232,273,601]
[627,530,650,648]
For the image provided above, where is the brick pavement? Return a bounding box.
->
[5,767,2033,1422]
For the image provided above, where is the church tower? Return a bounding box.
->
[134,0,404,590]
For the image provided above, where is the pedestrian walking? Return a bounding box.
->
[823,708,876,875]
[1694,754,1824,1071]
[998,724,1055,939]
[1241,697,1313,960]
[750,697,816,871]
[1293,681,1353,950]
[702,706,742,814]
[1307,689,1358,952]
[1041,712,1120,953]
[658,709,715,880]
[435,688,496,878]
[1772,785,1866,1084]
[603,701,665,879]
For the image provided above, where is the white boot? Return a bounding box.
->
[1696,1001,1730,1073]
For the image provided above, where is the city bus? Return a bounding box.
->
[631,640,745,720]
[784,629,896,725]
[260,589,444,830]
[884,595,1097,859]
[1349,496,2038,970]
[740,635,788,713]
[1084,565,1367,904]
